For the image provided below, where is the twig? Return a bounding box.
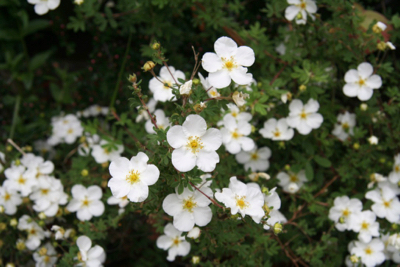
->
[63,147,78,164]
[188,181,224,209]
[190,46,202,81]
[163,62,178,85]
[7,139,26,155]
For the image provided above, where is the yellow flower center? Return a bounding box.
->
[67,129,73,134]
[41,189,49,195]
[29,228,37,235]
[163,81,172,90]
[395,165,400,173]
[231,111,238,118]
[182,197,197,212]
[290,175,298,183]
[251,153,258,160]
[364,247,373,255]
[38,247,48,256]
[4,193,11,201]
[342,209,350,217]
[210,90,217,97]
[222,56,237,71]
[126,170,140,184]
[104,148,110,155]
[300,111,308,119]
[383,201,391,208]
[18,176,26,184]
[232,130,242,139]
[357,78,366,86]
[273,130,281,137]
[361,222,369,230]
[172,237,181,246]
[186,136,203,154]
[342,122,349,130]
[300,2,306,9]
[82,198,91,206]
[235,195,248,210]
[44,256,50,263]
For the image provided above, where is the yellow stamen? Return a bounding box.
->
[18,176,26,184]
[357,79,366,86]
[364,247,373,255]
[383,201,391,208]
[126,170,140,184]
[163,81,172,89]
[342,122,349,130]
[182,197,197,212]
[67,129,73,134]
[4,193,11,201]
[290,175,298,183]
[273,130,281,137]
[82,198,90,206]
[251,153,258,160]
[300,111,307,119]
[41,189,49,195]
[186,136,203,154]
[235,195,248,210]
[172,237,181,246]
[361,222,369,230]
[342,209,350,217]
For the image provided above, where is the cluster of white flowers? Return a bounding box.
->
[329,154,400,266]
[77,105,109,118]
[48,114,84,146]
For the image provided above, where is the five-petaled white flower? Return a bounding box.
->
[349,210,380,243]
[145,109,171,134]
[108,152,160,203]
[66,185,105,221]
[351,239,385,267]
[162,186,213,232]
[343,62,382,101]
[202,36,255,88]
[259,118,294,141]
[167,114,222,172]
[149,66,185,102]
[328,196,363,231]
[220,114,255,154]
[332,111,356,141]
[215,176,265,223]
[156,223,191,262]
[235,146,271,172]
[277,170,307,194]
[286,99,323,135]
[76,235,106,267]
[285,0,317,25]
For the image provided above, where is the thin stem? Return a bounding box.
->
[7,139,26,155]
[110,33,132,110]
[163,61,178,85]
[188,181,224,209]
[9,94,21,140]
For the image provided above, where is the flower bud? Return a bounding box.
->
[377,41,387,51]
[339,216,345,224]
[187,227,201,239]
[81,169,89,176]
[232,91,249,107]
[360,103,368,111]
[6,145,12,152]
[353,143,360,150]
[273,222,283,234]
[192,256,200,264]
[6,263,15,267]
[261,186,269,194]
[386,42,396,50]
[142,61,155,72]
[299,84,307,92]
[38,212,46,220]
[284,164,291,171]
[180,80,193,95]
[151,42,160,50]
[128,74,137,84]
[14,159,21,166]
[368,136,378,145]
[16,240,26,251]
[192,78,200,85]
[101,162,109,168]
[0,206,4,214]
[372,22,386,33]
[10,218,18,227]
[350,255,359,263]
[74,0,84,5]
[0,240,3,248]
[0,223,6,232]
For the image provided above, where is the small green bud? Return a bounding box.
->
[142,61,155,72]
[192,78,200,85]
[350,255,359,263]
[151,42,160,50]
[284,164,291,171]
[353,143,360,150]
[273,223,283,234]
[128,74,137,84]
[192,256,200,264]
[81,169,89,177]
[299,84,307,92]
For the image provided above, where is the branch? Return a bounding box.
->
[188,181,224,209]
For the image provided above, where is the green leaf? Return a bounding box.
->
[23,19,50,36]
[29,50,53,71]
[0,29,20,40]
[314,155,331,168]
[177,183,184,195]
[305,162,314,181]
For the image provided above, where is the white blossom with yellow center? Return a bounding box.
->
[156,223,191,261]
[76,235,106,266]
[365,184,400,223]
[220,114,255,155]
[0,186,22,215]
[27,0,60,15]
[167,114,222,172]
[259,118,294,141]
[328,196,363,232]
[389,154,400,184]
[235,146,271,172]
[108,152,160,203]
[149,66,185,102]
[91,139,124,164]
[163,186,213,232]
[343,62,382,101]
[351,239,385,267]
[277,170,308,194]
[215,177,264,223]
[145,109,171,134]
[284,0,317,25]
[202,36,255,89]
[66,185,105,221]
[332,111,356,141]
[286,99,323,135]
[349,211,379,243]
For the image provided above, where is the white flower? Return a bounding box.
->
[332,111,356,141]
[375,22,387,32]
[285,0,317,25]
[0,151,5,172]
[286,99,323,135]
[78,133,100,156]
[108,152,160,202]
[389,154,400,184]
[235,146,271,172]
[33,243,58,267]
[107,196,129,214]
[220,114,255,154]
[180,80,193,95]
[259,118,294,141]
[18,215,46,250]
[276,43,286,55]
[30,176,68,217]
[0,185,22,215]
[351,239,385,267]
[91,140,124,164]
[215,176,264,223]
[4,165,35,197]
[167,114,222,172]
[199,73,220,98]
[48,114,83,145]
[365,186,400,223]
[149,66,185,102]
[156,223,191,262]
[368,135,379,145]
[349,210,380,243]
[201,36,255,89]
[389,233,400,250]
[277,170,307,194]
[222,103,252,123]
[66,185,105,221]
[162,186,212,232]
[28,0,60,15]
[255,186,287,230]
[51,225,73,240]
[76,235,106,267]
[145,109,171,134]
[367,173,387,189]
[329,196,363,231]
[343,62,382,101]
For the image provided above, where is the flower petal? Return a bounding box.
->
[156,235,173,250]
[304,99,319,113]
[357,62,373,78]
[214,36,237,58]
[196,150,219,172]
[108,178,131,198]
[47,0,60,9]
[202,53,222,73]
[344,69,359,83]
[366,75,382,89]
[173,211,195,232]
[182,115,207,137]
[343,83,358,97]
[289,99,303,114]
[77,236,92,252]
[305,113,323,129]
[285,5,301,21]
[167,126,186,148]
[34,3,49,15]
[357,87,373,101]
[88,200,105,216]
[230,67,253,85]
[235,46,255,67]
[201,128,222,151]
[71,184,86,199]
[193,206,212,226]
[140,164,160,186]
[87,185,102,200]
[163,194,183,216]
[127,182,149,202]
[208,70,231,89]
